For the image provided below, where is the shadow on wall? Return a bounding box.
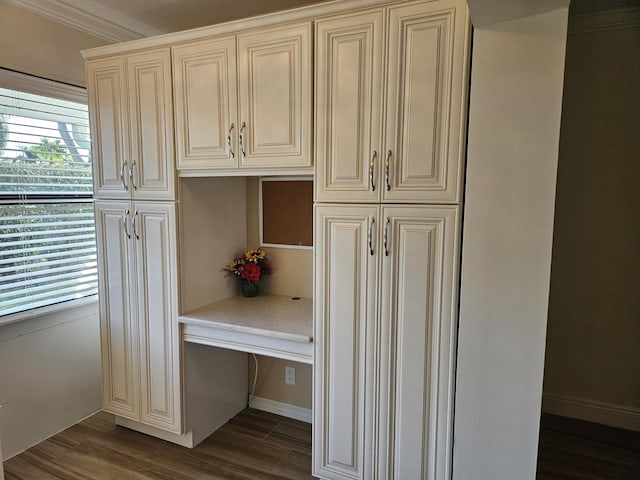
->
[543,6,640,429]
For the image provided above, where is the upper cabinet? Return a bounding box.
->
[172,22,313,173]
[172,36,238,170]
[87,48,175,201]
[315,0,471,204]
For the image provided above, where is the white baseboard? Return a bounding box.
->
[249,395,312,424]
[543,393,640,432]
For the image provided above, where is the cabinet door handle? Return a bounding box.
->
[384,216,390,256]
[227,123,235,159]
[239,121,246,159]
[369,150,377,192]
[132,210,140,240]
[385,150,392,192]
[124,210,131,239]
[368,216,376,256]
[121,161,129,190]
[130,160,137,190]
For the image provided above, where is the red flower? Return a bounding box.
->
[241,263,261,281]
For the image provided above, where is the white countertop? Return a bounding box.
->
[179,294,313,350]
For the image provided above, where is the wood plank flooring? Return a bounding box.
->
[537,413,640,480]
[3,409,314,480]
[5,409,640,479]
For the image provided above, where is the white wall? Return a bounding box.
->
[0,5,107,465]
[0,425,3,480]
[245,178,313,411]
[0,3,107,86]
[542,8,640,430]
[453,8,568,480]
[0,303,102,459]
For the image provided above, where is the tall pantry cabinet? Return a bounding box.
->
[313,1,471,479]
[87,48,182,434]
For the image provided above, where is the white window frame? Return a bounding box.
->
[0,69,97,326]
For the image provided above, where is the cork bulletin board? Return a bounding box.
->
[260,178,313,247]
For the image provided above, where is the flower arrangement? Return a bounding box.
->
[223,248,271,297]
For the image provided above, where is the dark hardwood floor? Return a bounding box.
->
[3,408,313,480]
[4,409,640,479]
[537,413,640,480]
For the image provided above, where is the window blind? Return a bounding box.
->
[0,85,97,318]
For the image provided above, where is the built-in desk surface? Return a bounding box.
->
[178,295,313,364]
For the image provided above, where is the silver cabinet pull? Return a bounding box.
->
[130,160,137,190]
[368,216,376,256]
[239,121,246,159]
[227,123,235,158]
[384,216,390,256]
[121,161,129,190]
[385,150,392,192]
[132,210,140,240]
[369,150,377,192]
[124,210,131,239]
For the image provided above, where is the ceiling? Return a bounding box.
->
[4,0,636,44]
[3,0,331,43]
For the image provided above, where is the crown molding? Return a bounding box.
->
[4,0,165,43]
[569,7,640,34]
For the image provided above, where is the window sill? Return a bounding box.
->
[0,295,98,328]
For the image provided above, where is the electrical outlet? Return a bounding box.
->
[285,366,296,385]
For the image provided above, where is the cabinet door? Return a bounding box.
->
[383,1,470,203]
[378,206,460,480]
[315,10,384,203]
[94,201,139,420]
[314,205,378,480]
[132,202,181,433]
[87,58,130,200]
[172,36,238,170]
[237,22,312,168]
[126,49,175,200]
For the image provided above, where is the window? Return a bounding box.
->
[0,70,97,321]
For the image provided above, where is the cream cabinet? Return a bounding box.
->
[172,36,238,170]
[376,206,459,480]
[172,21,312,172]
[315,0,470,203]
[314,204,460,480]
[313,205,379,480]
[87,48,175,200]
[94,201,181,434]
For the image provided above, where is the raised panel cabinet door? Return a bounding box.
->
[377,206,460,480]
[237,22,312,168]
[87,57,130,200]
[172,36,238,169]
[132,202,181,433]
[314,205,379,480]
[126,49,175,200]
[383,0,471,204]
[315,9,384,203]
[94,201,140,420]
